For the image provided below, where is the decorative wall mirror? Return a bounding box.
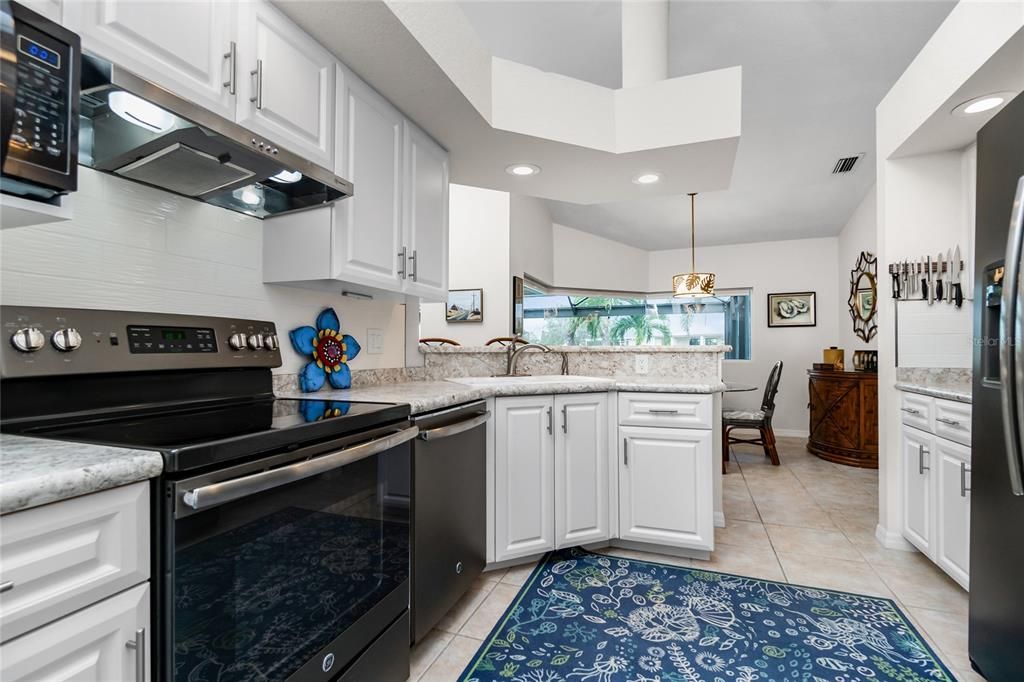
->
[848,251,878,342]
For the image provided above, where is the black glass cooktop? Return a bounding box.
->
[7,397,410,473]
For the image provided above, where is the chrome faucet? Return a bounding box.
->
[504,341,570,376]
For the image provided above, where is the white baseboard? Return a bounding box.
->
[875,524,917,551]
[774,428,809,438]
[714,511,725,528]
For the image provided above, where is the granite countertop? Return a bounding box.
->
[420,345,732,354]
[0,434,163,515]
[895,381,972,404]
[279,375,726,414]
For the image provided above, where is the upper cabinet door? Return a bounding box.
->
[403,122,449,302]
[554,393,609,549]
[236,0,334,167]
[64,1,235,118]
[332,68,404,288]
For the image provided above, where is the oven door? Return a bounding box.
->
[162,423,416,682]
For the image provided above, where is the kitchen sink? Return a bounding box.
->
[450,375,609,387]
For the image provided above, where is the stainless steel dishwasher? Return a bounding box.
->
[410,401,490,643]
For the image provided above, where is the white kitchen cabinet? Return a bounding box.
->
[618,425,713,550]
[402,121,450,301]
[901,423,933,554]
[0,583,149,682]
[332,68,405,289]
[554,394,609,548]
[264,68,449,301]
[935,437,971,589]
[236,0,334,167]
[0,482,149,643]
[64,0,236,118]
[494,396,555,562]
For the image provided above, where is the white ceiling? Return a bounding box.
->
[463,0,957,249]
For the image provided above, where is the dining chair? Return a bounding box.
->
[722,361,783,472]
[418,337,461,347]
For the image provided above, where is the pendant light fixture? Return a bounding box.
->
[672,192,716,297]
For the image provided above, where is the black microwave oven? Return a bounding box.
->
[0,0,80,201]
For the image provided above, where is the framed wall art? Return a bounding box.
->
[446,288,483,322]
[767,291,816,328]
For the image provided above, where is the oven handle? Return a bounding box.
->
[181,425,419,511]
[418,411,490,441]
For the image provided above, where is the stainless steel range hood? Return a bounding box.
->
[78,55,352,218]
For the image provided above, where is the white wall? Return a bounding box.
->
[649,237,841,435]
[0,168,407,373]
[421,184,511,345]
[509,194,554,282]
[837,185,878,354]
[553,223,648,291]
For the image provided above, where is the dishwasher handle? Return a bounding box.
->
[182,425,419,511]
[418,411,490,440]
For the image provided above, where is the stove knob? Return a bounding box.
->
[51,328,82,352]
[228,333,247,351]
[10,327,45,353]
[247,333,264,350]
[263,333,279,350]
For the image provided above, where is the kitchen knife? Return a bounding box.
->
[922,256,930,302]
[935,251,944,302]
[891,266,900,299]
[952,245,963,308]
[945,249,953,303]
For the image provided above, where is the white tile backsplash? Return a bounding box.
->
[0,168,407,372]
[897,301,972,368]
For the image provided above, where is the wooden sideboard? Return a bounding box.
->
[807,369,878,468]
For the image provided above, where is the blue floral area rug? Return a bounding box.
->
[459,548,954,682]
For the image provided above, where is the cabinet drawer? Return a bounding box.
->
[618,393,713,430]
[899,393,932,431]
[0,483,149,643]
[934,398,972,447]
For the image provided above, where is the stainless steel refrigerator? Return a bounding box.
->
[970,91,1024,681]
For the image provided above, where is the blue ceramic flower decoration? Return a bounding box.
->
[288,308,361,392]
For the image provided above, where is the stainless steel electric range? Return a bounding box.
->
[0,306,415,682]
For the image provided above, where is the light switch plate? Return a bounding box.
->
[366,328,384,355]
[635,355,649,374]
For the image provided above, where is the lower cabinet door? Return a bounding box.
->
[901,424,933,554]
[494,396,555,562]
[935,438,971,589]
[554,393,609,549]
[618,426,713,550]
[0,583,149,682]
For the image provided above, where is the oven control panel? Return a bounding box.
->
[1,306,282,378]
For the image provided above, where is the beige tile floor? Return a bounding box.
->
[409,437,981,681]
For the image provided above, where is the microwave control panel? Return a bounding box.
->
[8,22,74,175]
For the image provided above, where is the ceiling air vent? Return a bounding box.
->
[832,154,864,174]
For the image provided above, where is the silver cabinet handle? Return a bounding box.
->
[936,416,962,428]
[249,59,263,109]
[398,246,407,279]
[901,407,921,415]
[961,461,972,497]
[623,437,628,465]
[561,405,567,433]
[223,41,236,94]
[409,249,418,281]
[419,412,489,440]
[125,627,145,681]
[1000,176,1024,495]
[546,406,552,434]
[648,409,679,415]
[0,581,13,593]
[918,444,930,474]
[182,426,419,511]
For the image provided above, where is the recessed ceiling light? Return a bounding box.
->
[506,164,541,177]
[951,92,1016,117]
[633,172,661,185]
